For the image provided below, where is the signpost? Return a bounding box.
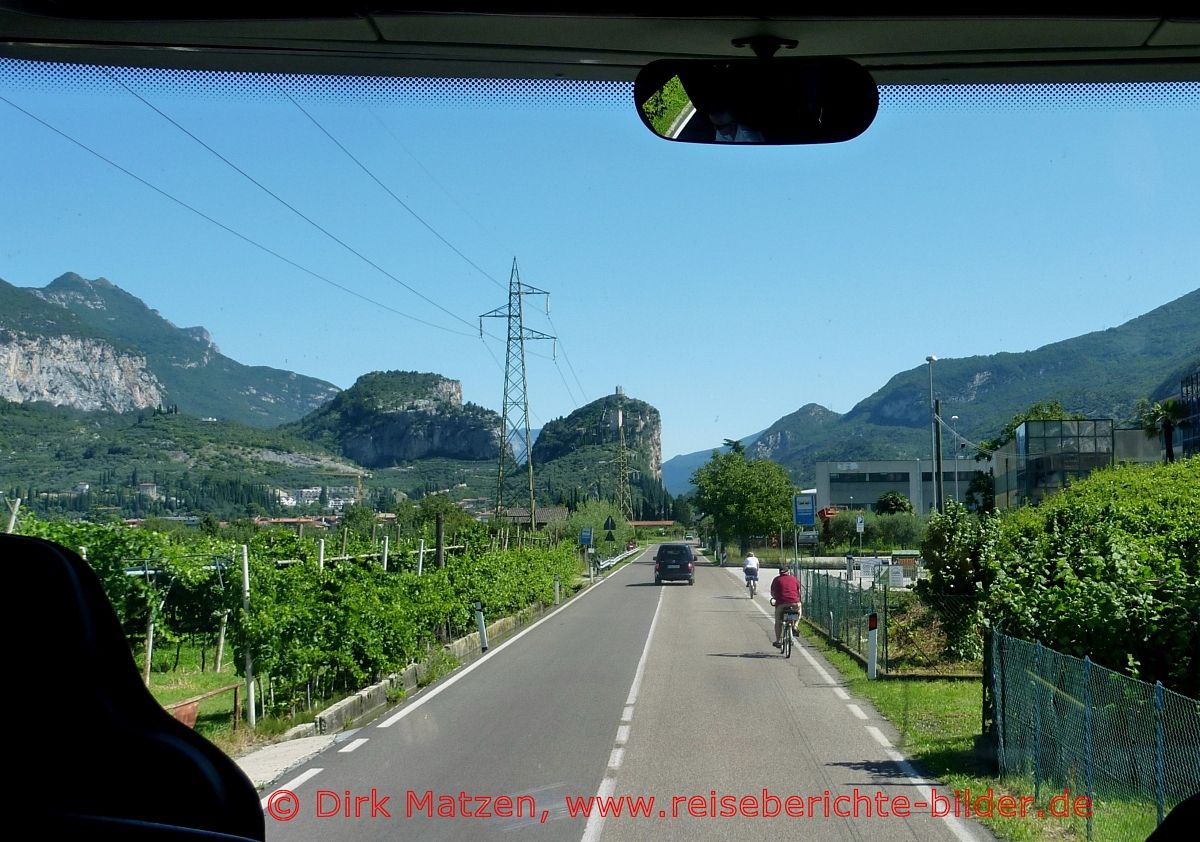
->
[580,527,593,546]
[793,494,816,526]
[856,514,865,555]
[793,493,817,572]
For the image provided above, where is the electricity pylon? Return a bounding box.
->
[480,258,554,529]
[613,386,634,522]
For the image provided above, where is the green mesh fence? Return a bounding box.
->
[800,569,982,676]
[992,629,1200,841]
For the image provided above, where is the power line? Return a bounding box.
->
[102,68,484,334]
[553,358,580,408]
[368,108,494,242]
[0,94,476,338]
[547,313,589,401]
[277,83,507,291]
[278,78,592,403]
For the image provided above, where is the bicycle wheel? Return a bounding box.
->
[783,623,793,658]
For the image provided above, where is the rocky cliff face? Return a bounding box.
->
[0,334,165,411]
[292,370,501,466]
[1,273,340,426]
[532,392,662,478]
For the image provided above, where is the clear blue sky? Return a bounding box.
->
[2,62,1197,458]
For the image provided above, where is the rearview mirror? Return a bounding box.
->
[634,57,878,145]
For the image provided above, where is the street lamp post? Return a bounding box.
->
[951,415,960,504]
[926,355,939,513]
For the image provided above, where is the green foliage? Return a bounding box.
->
[641,74,690,136]
[874,491,914,514]
[416,493,480,539]
[565,500,635,549]
[691,450,794,553]
[18,512,583,717]
[823,510,926,553]
[918,459,1200,694]
[916,503,999,660]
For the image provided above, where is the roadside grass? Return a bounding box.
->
[797,627,1163,842]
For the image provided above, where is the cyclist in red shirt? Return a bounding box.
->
[770,566,802,648]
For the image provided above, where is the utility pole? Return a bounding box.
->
[613,386,634,522]
[480,258,555,530]
[934,398,945,513]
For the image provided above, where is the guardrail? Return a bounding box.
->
[594,545,642,573]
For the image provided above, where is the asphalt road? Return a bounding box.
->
[264,548,993,842]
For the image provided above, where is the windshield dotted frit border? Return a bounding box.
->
[1,58,1198,110]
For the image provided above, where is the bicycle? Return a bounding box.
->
[781,607,800,658]
[771,598,800,658]
[744,570,758,598]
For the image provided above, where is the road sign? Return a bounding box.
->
[580,527,593,546]
[856,515,865,534]
[605,530,615,542]
[796,531,819,545]
[793,493,816,526]
[603,515,616,531]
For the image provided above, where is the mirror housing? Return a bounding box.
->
[635,57,878,145]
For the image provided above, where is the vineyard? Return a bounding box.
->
[19,516,585,732]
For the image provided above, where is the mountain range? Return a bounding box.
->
[662,289,1199,492]
[3,273,1196,508]
[1,273,339,426]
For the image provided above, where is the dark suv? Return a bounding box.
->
[654,543,696,585]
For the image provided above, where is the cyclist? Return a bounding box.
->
[770,565,802,648]
[743,552,760,594]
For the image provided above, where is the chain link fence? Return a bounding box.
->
[800,569,983,676]
[992,628,1200,841]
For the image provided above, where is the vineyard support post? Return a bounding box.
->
[242,544,255,728]
[382,535,389,571]
[475,601,489,652]
[318,538,325,570]
[435,512,445,568]
[216,609,228,672]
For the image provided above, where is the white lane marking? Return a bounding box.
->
[579,585,664,842]
[615,725,631,745]
[866,725,892,747]
[580,777,617,842]
[883,750,979,842]
[800,647,837,684]
[725,566,978,842]
[378,553,641,728]
[338,737,369,753]
[624,585,664,706]
[621,705,634,722]
[260,767,323,809]
[847,704,868,720]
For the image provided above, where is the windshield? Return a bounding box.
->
[2,59,1197,842]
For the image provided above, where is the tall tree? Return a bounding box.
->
[1137,397,1187,463]
[874,491,914,515]
[691,450,793,553]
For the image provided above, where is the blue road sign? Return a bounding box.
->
[793,493,817,526]
[580,527,593,546]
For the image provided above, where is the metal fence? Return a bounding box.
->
[992,628,1200,841]
[800,569,983,676]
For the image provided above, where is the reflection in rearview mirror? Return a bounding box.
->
[635,57,879,145]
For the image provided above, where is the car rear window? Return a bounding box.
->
[659,545,691,561]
